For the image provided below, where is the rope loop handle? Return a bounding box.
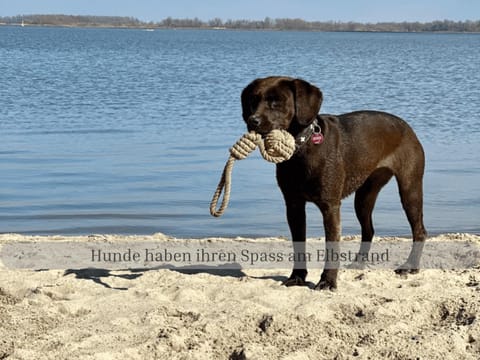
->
[210,129,295,217]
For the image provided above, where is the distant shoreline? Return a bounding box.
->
[1,14,480,33]
[2,23,480,34]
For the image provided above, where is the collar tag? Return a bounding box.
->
[312,133,324,144]
[312,124,324,144]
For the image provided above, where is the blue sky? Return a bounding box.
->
[1,0,479,23]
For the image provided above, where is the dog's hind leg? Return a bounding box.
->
[394,155,427,274]
[354,167,393,261]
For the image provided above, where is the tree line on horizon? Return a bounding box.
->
[1,14,480,32]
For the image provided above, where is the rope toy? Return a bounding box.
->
[210,129,296,217]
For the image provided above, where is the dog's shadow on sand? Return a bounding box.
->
[63,268,143,290]
[62,266,317,290]
[62,264,264,290]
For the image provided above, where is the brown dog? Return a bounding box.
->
[241,76,427,290]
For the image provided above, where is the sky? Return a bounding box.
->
[1,0,479,23]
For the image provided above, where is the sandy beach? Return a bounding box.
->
[0,233,479,359]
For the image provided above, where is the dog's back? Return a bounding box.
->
[316,110,425,198]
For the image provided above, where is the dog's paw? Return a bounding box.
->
[283,275,308,287]
[395,263,420,276]
[314,270,338,291]
[313,279,337,291]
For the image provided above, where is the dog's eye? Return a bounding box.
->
[266,95,280,109]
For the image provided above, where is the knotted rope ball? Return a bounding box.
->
[210,129,296,217]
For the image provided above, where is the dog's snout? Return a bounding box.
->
[248,114,262,128]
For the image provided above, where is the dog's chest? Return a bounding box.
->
[276,153,332,200]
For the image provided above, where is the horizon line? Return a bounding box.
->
[2,14,480,24]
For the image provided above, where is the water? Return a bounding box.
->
[1,27,479,237]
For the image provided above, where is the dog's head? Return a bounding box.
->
[241,76,323,135]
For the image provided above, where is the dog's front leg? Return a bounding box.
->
[283,198,308,286]
[315,202,341,290]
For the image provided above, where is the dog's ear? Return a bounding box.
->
[291,79,323,126]
[241,79,259,123]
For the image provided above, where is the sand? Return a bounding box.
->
[0,233,479,360]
